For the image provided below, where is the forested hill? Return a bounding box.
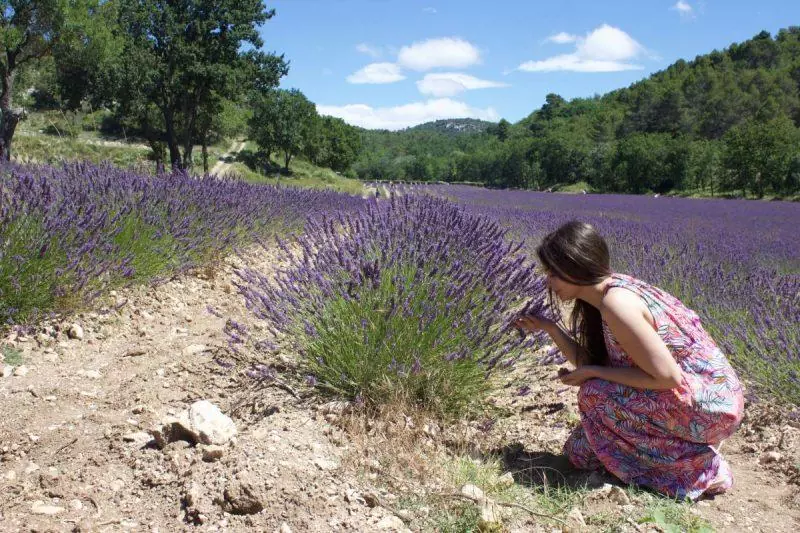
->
[353,27,800,198]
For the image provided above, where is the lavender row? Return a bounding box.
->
[234,194,552,415]
[0,162,362,323]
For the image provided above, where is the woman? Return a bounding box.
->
[514,220,744,500]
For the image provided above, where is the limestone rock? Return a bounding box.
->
[67,324,84,340]
[31,501,64,515]
[219,472,271,515]
[460,484,484,501]
[152,400,237,447]
[759,450,782,465]
[376,515,408,531]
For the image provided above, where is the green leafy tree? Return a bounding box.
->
[250,88,316,172]
[109,0,286,170]
[723,116,800,197]
[0,0,77,160]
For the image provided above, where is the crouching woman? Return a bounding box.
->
[514,221,744,500]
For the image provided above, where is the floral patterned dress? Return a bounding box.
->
[564,274,744,500]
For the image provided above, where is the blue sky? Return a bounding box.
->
[261,0,800,130]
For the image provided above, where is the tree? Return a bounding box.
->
[110,0,287,170]
[316,116,361,172]
[723,116,799,197]
[249,88,316,172]
[0,0,73,160]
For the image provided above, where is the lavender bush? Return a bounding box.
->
[0,162,361,323]
[424,185,800,405]
[236,194,550,417]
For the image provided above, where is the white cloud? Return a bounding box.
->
[398,37,481,71]
[317,99,499,130]
[346,62,406,84]
[545,32,578,44]
[417,73,509,97]
[518,24,646,73]
[671,1,694,16]
[423,7,437,13]
[356,43,382,58]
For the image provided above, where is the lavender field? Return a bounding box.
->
[424,184,800,404]
[2,162,798,409]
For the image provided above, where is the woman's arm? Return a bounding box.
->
[594,289,684,390]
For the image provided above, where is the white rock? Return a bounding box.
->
[157,400,237,446]
[313,457,338,471]
[1,365,13,378]
[460,484,484,501]
[81,369,101,379]
[5,470,16,481]
[24,462,39,474]
[376,515,407,531]
[123,432,154,447]
[759,451,782,465]
[182,344,209,356]
[13,365,29,377]
[479,500,502,523]
[319,401,351,415]
[67,324,84,340]
[69,499,84,511]
[566,507,587,527]
[497,472,515,487]
[31,501,64,515]
[278,523,293,533]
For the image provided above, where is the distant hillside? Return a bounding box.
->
[352,27,800,199]
[408,118,494,136]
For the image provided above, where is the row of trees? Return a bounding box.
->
[2,0,360,176]
[249,89,360,173]
[354,28,800,198]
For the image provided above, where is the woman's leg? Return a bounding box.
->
[564,425,603,471]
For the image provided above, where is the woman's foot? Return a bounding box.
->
[703,458,733,497]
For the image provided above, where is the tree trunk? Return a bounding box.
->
[201,141,208,174]
[163,110,183,170]
[284,151,291,172]
[0,67,23,162]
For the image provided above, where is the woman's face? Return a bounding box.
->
[546,270,580,301]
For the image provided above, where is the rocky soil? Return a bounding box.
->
[0,248,798,532]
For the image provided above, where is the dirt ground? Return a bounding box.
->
[1,248,798,532]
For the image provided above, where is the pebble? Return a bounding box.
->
[13,365,29,377]
[759,451,782,464]
[278,523,293,533]
[313,457,338,471]
[202,445,225,462]
[460,484,484,501]
[376,515,407,531]
[608,486,631,505]
[31,501,65,515]
[497,472,515,487]
[1,365,13,378]
[67,324,84,340]
[182,344,209,356]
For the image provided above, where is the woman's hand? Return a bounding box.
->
[513,314,555,334]
[557,365,598,386]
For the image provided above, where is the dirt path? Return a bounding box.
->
[210,141,247,177]
[0,247,798,532]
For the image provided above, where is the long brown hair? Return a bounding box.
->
[536,221,611,366]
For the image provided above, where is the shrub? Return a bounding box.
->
[236,194,550,417]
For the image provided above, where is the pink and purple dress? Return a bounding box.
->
[564,274,744,500]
